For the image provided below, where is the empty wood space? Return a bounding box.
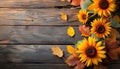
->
[0,0,120,69]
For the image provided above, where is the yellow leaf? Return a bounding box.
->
[67,26,75,37]
[60,12,68,21]
[51,46,63,57]
[61,0,65,2]
[67,45,76,54]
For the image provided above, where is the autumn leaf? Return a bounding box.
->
[79,25,90,37]
[67,0,84,7]
[51,46,63,58]
[67,26,75,37]
[66,45,77,56]
[75,61,85,69]
[108,47,120,60]
[60,12,68,21]
[61,0,65,2]
[105,29,119,50]
[65,55,79,66]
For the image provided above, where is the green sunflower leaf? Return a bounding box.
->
[110,18,120,28]
[81,0,92,10]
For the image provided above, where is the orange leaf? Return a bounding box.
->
[67,26,75,37]
[79,25,90,37]
[67,0,83,6]
[66,45,77,56]
[65,55,79,66]
[51,46,63,58]
[60,12,68,21]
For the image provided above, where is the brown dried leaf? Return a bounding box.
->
[51,46,63,58]
[65,55,79,66]
[60,12,68,21]
[75,61,85,69]
[105,29,119,50]
[79,25,90,37]
[108,47,120,60]
[67,26,75,37]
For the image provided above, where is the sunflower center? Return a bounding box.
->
[86,47,97,58]
[97,25,105,34]
[99,0,109,9]
[82,14,87,20]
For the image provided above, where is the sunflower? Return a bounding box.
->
[77,37,106,67]
[78,10,89,24]
[91,18,111,38]
[88,0,116,17]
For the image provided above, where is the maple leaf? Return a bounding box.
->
[51,46,63,58]
[79,25,90,37]
[67,26,75,37]
[66,45,77,57]
[65,55,79,66]
[60,12,68,21]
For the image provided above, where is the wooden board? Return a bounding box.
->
[1,63,120,69]
[0,26,82,45]
[0,8,79,26]
[0,0,69,8]
[0,45,120,64]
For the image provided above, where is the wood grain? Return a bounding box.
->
[0,63,120,69]
[0,8,79,26]
[0,26,82,45]
[0,45,120,64]
[0,64,73,69]
[0,0,69,8]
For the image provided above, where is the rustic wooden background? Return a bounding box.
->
[0,0,120,69]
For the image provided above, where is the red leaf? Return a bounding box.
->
[65,55,79,66]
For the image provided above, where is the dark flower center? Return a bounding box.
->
[86,47,97,58]
[96,25,105,34]
[99,0,109,9]
[82,14,87,20]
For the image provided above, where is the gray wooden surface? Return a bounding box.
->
[0,0,120,69]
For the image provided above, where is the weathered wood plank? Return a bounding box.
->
[0,8,78,25]
[0,45,68,63]
[0,26,82,44]
[1,63,120,69]
[0,64,73,69]
[0,45,120,64]
[0,0,69,8]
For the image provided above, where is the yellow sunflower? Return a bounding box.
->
[88,0,116,17]
[77,37,106,67]
[91,18,111,38]
[78,10,89,24]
